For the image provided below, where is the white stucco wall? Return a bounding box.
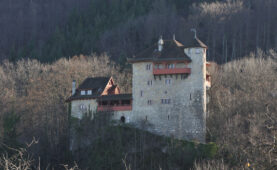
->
[71,99,98,119]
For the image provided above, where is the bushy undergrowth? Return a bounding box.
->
[71,113,218,170]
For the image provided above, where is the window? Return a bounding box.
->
[120,116,126,123]
[181,74,188,80]
[184,62,188,68]
[147,100,152,105]
[147,80,152,86]
[155,64,159,69]
[146,64,151,70]
[196,48,202,54]
[140,90,143,97]
[165,79,171,85]
[161,99,171,104]
[81,90,86,95]
[79,104,87,111]
[167,63,175,69]
[87,90,92,95]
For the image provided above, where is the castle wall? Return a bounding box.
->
[112,111,133,123]
[71,99,98,119]
[130,48,206,142]
[69,48,207,143]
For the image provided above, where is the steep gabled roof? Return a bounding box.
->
[66,77,111,102]
[78,77,110,90]
[107,85,118,94]
[128,40,192,63]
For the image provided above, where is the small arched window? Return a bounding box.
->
[120,116,126,123]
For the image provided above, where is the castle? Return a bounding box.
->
[66,34,211,143]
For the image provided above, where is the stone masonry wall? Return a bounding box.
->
[130,47,206,142]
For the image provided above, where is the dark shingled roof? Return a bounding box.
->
[129,40,192,63]
[182,37,208,49]
[66,77,110,102]
[129,35,208,63]
[97,94,132,101]
[182,31,208,49]
[78,77,110,90]
[66,93,99,101]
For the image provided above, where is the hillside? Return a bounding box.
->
[0,0,277,169]
[2,0,277,64]
[70,114,217,170]
[0,51,276,169]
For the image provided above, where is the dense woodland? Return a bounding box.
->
[0,0,277,169]
[1,0,277,63]
[0,51,276,169]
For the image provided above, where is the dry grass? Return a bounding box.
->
[192,160,229,170]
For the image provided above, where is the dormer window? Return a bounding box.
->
[81,90,86,95]
[98,88,102,93]
[87,90,92,95]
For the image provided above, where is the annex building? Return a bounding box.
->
[66,35,211,143]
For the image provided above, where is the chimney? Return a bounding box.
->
[72,80,76,95]
[158,36,164,52]
[190,28,197,39]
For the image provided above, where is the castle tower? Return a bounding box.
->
[128,34,208,142]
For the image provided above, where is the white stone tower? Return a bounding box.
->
[128,34,208,142]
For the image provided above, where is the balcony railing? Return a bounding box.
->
[97,105,132,112]
[153,68,191,75]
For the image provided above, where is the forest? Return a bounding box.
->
[0,0,277,169]
[0,51,276,169]
[0,0,277,64]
